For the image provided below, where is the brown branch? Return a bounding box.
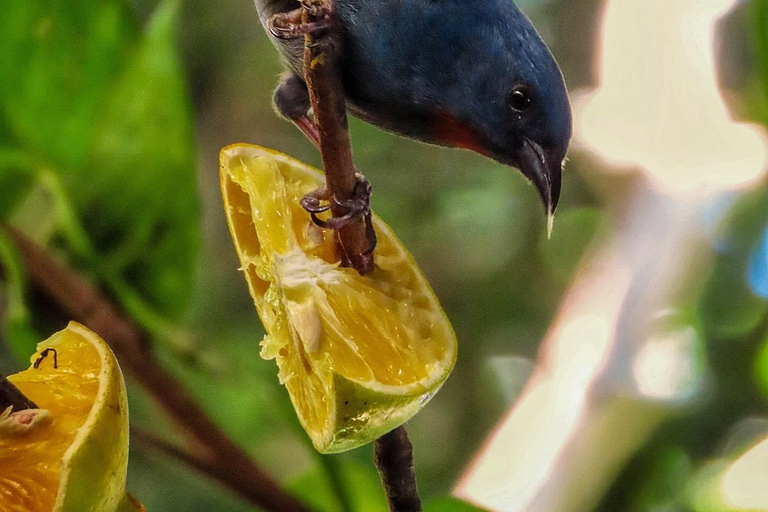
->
[0,373,37,411]
[3,226,312,512]
[301,5,420,509]
[130,426,222,480]
[374,426,422,512]
[303,0,374,274]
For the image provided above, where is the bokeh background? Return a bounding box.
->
[1,0,768,510]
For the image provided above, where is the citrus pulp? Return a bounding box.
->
[0,322,142,511]
[220,144,457,453]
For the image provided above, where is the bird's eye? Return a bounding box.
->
[509,85,533,112]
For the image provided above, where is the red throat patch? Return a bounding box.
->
[432,113,487,157]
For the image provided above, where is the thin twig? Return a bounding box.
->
[3,226,311,512]
[130,426,222,479]
[300,4,420,509]
[374,426,422,512]
[303,0,374,274]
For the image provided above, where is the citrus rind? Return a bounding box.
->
[220,144,457,452]
[2,322,133,512]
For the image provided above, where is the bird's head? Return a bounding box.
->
[433,8,572,220]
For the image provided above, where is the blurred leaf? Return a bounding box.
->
[83,0,199,318]
[0,0,199,326]
[748,225,768,299]
[0,231,38,364]
[699,189,768,340]
[0,0,137,168]
[423,497,486,512]
[753,337,768,399]
[480,354,534,408]
[5,184,57,248]
[540,207,606,285]
[687,460,732,512]
[418,180,533,281]
[688,435,768,512]
[628,448,692,511]
[700,260,767,339]
[720,418,768,456]
[0,148,35,220]
[753,0,768,101]
[287,459,387,512]
[715,0,768,124]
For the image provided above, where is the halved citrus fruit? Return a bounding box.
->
[0,322,144,512]
[220,144,457,453]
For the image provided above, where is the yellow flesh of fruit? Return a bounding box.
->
[221,144,456,452]
[0,332,99,511]
[0,323,132,512]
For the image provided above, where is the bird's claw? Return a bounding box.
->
[301,0,331,19]
[269,13,329,40]
[268,2,332,40]
[300,174,377,254]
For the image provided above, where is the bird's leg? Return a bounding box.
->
[300,173,377,254]
[268,2,331,41]
[274,66,375,253]
[273,0,376,272]
[273,73,321,147]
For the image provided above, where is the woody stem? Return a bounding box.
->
[302,0,374,274]
[0,373,37,411]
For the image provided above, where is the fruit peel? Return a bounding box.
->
[220,144,457,453]
[327,374,443,453]
[51,323,130,512]
[0,322,141,512]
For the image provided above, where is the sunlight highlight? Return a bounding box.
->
[721,436,768,509]
[455,258,631,511]
[578,0,767,192]
[632,325,700,400]
[457,0,766,509]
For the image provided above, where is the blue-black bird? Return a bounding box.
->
[255,0,572,218]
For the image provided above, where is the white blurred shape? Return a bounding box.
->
[454,259,630,511]
[577,0,767,192]
[721,436,768,510]
[632,326,700,400]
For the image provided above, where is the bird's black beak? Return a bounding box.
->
[519,138,563,235]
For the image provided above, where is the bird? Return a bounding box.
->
[254,0,572,224]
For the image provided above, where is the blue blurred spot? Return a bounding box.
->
[702,193,738,253]
[749,226,768,299]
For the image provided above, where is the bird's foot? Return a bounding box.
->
[301,174,377,255]
[300,0,332,19]
[268,1,333,40]
[269,10,329,40]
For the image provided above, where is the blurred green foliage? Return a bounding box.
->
[0,0,199,360]
[0,0,767,511]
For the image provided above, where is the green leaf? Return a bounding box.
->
[699,189,768,340]
[0,148,35,221]
[753,337,768,399]
[540,207,607,285]
[0,0,137,170]
[0,0,199,325]
[0,231,38,364]
[423,497,487,512]
[627,448,692,511]
[753,0,768,99]
[82,0,199,318]
[287,459,388,512]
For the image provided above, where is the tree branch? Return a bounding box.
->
[130,426,225,481]
[300,5,420,509]
[3,226,312,512]
[374,426,422,512]
[0,372,37,411]
[303,0,373,274]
